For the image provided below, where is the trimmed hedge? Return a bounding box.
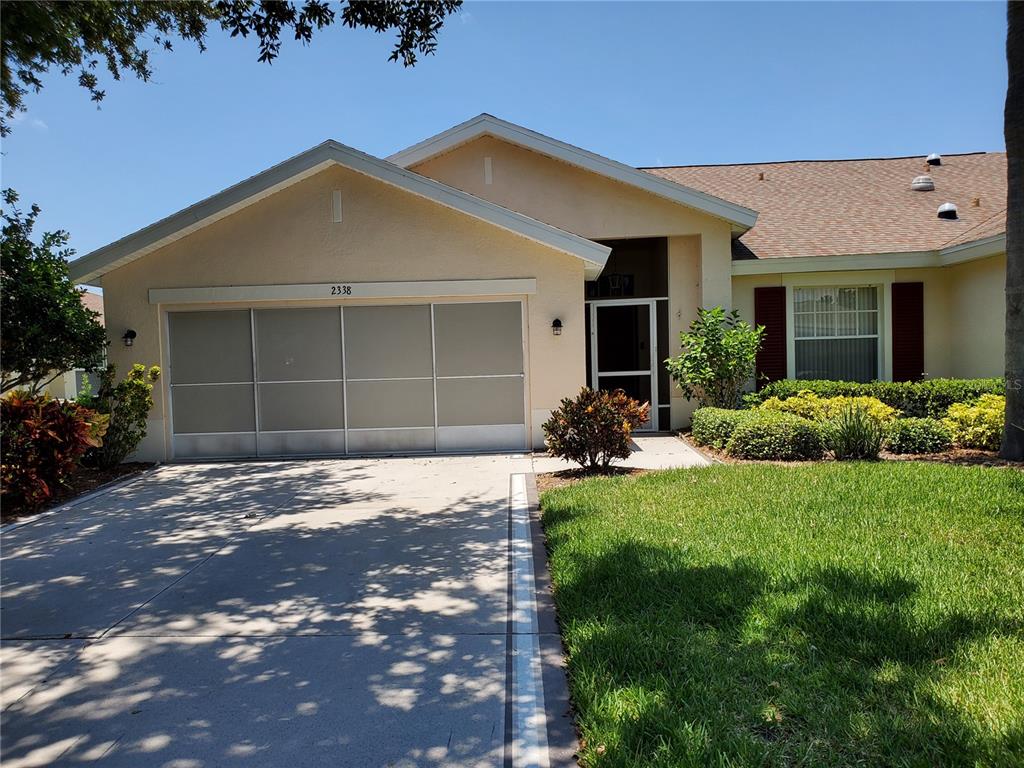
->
[724,411,824,461]
[691,407,756,449]
[743,378,1004,418]
[885,418,953,455]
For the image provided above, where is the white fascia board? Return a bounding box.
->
[388,114,759,231]
[69,139,610,285]
[732,233,1007,276]
[732,250,941,275]
[938,233,1006,265]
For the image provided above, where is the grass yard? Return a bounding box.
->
[541,463,1024,767]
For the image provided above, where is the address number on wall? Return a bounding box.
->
[330,285,353,296]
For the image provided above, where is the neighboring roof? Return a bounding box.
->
[642,152,1006,262]
[388,114,759,233]
[69,140,611,285]
[80,289,104,325]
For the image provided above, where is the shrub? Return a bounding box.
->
[78,363,160,467]
[944,395,1005,450]
[690,407,756,449]
[724,411,824,461]
[745,378,1004,418]
[543,387,650,472]
[760,391,899,423]
[665,307,764,408]
[0,391,108,509]
[885,418,952,455]
[823,404,885,460]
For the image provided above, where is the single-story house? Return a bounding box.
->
[69,114,1007,462]
[43,289,105,400]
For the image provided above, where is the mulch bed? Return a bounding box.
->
[881,448,1023,468]
[678,433,1022,469]
[536,465,649,493]
[1,462,154,523]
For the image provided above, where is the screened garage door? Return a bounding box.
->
[167,302,526,459]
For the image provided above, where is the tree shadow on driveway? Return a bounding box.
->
[1,456,516,767]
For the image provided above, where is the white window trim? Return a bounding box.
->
[783,275,892,381]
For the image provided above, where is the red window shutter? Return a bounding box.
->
[754,286,787,387]
[891,282,924,381]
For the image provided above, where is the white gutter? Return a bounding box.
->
[731,233,1006,275]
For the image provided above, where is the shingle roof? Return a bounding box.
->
[80,289,104,325]
[642,152,1006,260]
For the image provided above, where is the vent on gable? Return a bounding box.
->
[911,175,934,191]
[937,202,958,220]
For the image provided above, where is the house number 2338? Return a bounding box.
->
[330,285,353,296]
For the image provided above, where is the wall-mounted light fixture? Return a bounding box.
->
[551,318,563,336]
[122,329,137,347]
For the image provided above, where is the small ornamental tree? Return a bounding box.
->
[543,387,650,473]
[79,364,161,467]
[665,307,764,409]
[1,190,107,393]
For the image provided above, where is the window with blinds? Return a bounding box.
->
[793,286,879,382]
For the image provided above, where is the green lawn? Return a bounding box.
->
[541,463,1024,767]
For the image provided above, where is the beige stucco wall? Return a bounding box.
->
[667,236,701,426]
[100,164,587,460]
[946,253,1006,378]
[411,136,735,310]
[40,371,79,400]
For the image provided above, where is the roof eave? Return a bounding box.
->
[388,114,759,233]
[731,234,1006,275]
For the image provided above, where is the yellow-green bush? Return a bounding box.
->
[760,390,899,424]
[944,394,1005,450]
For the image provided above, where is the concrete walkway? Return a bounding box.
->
[0,455,560,768]
[531,434,709,474]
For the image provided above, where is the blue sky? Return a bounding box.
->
[1,1,1008,259]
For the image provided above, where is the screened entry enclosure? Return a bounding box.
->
[167,302,527,459]
[584,238,672,431]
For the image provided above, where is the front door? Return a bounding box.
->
[589,300,658,430]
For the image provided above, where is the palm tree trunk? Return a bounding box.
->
[1003,2,1024,460]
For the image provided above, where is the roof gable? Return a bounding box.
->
[70,140,611,285]
[388,114,758,233]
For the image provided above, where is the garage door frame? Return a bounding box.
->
[162,298,530,459]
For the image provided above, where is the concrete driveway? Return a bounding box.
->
[1,455,564,768]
